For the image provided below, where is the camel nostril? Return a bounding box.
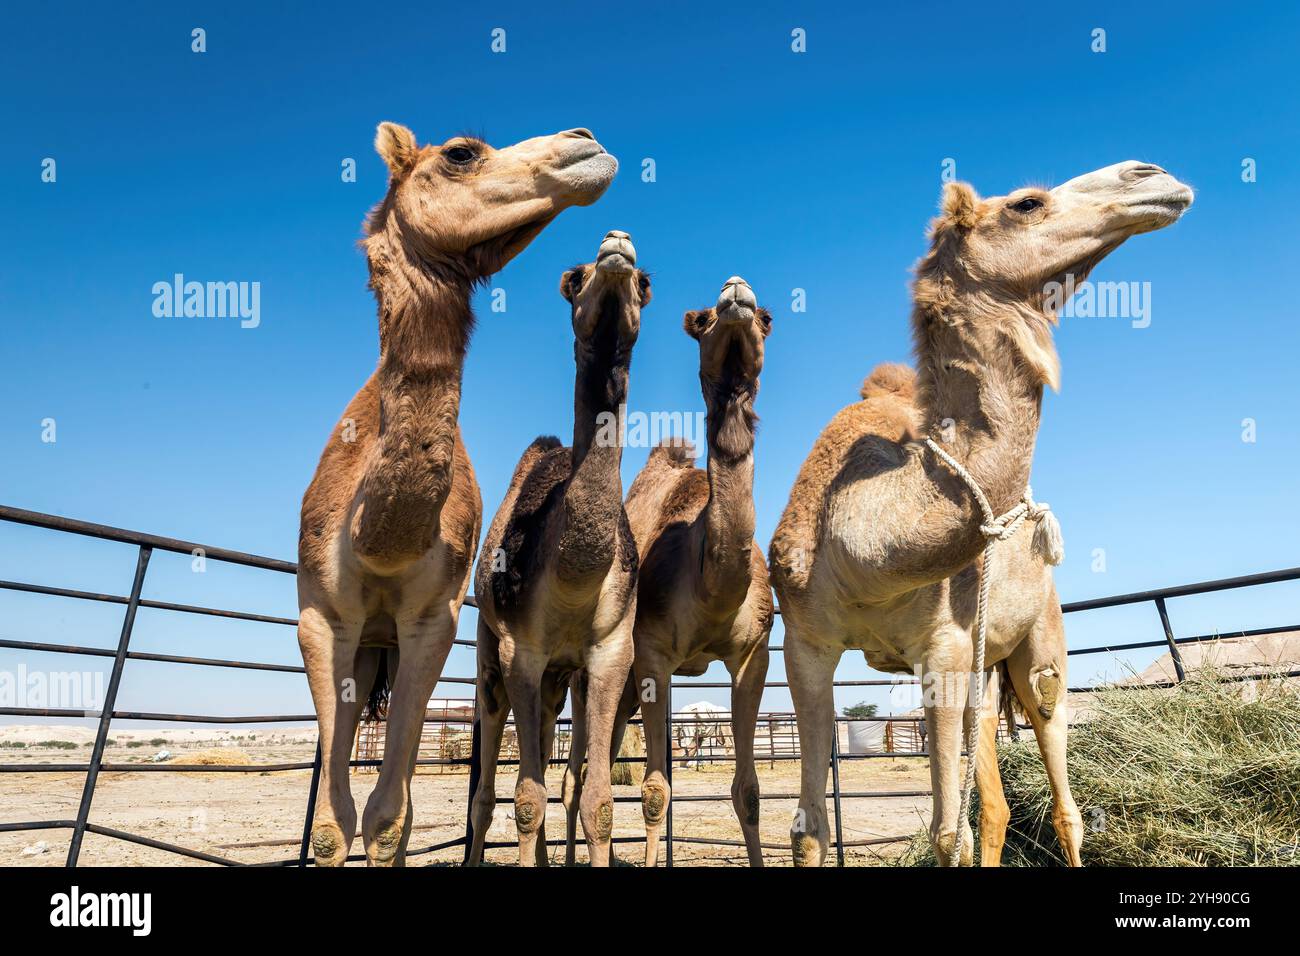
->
[1124,163,1167,179]
[563,128,595,140]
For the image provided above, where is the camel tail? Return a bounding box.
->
[645,437,696,469]
[860,362,916,401]
[998,661,1025,737]
[362,648,392,724]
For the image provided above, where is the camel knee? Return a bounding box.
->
[641,774,669,825]
[980,799,1010,833]
[1027,665,1063,720]
[366,817,404,866]
[580,795,615,843]
[310,821,349,867]
[930,822,975,867]
[513,781,546,835]
[731,776,761,828]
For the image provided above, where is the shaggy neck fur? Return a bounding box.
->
[699,341,759,609]
[882,243,1050,587]
[559,291,635,585]
[349,216,475,569]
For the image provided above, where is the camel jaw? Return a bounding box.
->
[716,276,757,322]
[596,230,636,274]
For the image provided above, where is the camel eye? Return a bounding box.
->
[1011,197,1044,214]
[444,145,476,165]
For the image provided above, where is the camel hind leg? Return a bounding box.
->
[975,667,1009,866]
[1005,603,1083,866]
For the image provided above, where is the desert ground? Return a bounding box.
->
[0,725,931,866]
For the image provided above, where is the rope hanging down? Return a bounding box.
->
[923,437,1063,867]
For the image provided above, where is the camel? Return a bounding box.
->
[296,122,616,867]
[563,277,775,866]
[768,161,1193,867]
[466,230,649,867]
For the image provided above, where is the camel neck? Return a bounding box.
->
[913,298,1042,515]
[699,363,759,608]
[350,232,474,566]
[701,450,756,609]
[557,300,634,588]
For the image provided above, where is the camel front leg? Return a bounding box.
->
[534,670,569,867]
[727,642,769,867]
[502,648,547,867]
[923,627,974,867]
[636,653,672,867]
[298,607,371,867]
[560,671,587,865]
[361,608,456,866]
[976,668,1009,867]
[786,629,838,868]
[580,620,635,867]
[1006,612,1082,866]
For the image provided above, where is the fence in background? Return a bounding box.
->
[1,504,1297,866]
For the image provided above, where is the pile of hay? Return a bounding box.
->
[169,748,253,767]
[610,725,646,787]
[899,670,1300,866]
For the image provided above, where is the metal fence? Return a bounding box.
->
[1,503,1297,866]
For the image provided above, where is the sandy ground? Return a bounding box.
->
[0,727,931,867]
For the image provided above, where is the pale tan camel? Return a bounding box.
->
[769,161,1193,867]
[297,123,616,866]
[562,277,775,866]
[467,231,649,867]
[836,364,1071,867]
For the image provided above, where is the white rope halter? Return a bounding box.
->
[923,437,1063,867]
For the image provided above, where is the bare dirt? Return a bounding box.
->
[0,728,931,867]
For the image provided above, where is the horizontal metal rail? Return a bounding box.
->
[2,503,1297,866]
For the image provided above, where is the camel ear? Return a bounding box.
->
[683,309,711,340]
[1008,313,1061,392]
[559,267,584,302]
[939,182,980,231]
[375,122,419,177]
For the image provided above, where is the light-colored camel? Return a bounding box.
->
[467,230,648,867]
[563,277,775,866]
[297,123,616,866]
[769,161,1193,867]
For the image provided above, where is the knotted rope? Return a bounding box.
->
[923,437,1063,867]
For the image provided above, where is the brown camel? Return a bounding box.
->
[467,230,649,867]
[769,161,1193,867]
[562,277,775,866]
[297,122,616,866]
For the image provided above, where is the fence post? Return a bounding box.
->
[298,740,323,866]
[829,718,846,867]
[66,544,151,867]
[461,695,483,864]
[664,680,673,867]
[1154,597,1187,682]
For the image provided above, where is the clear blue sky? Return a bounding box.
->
[2,2,1298,726]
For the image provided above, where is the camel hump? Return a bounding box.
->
[507,435,564,485]
[860,363,916,401]
[646,437,696,469]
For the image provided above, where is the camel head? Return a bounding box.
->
[684,277,771,461]
[560,230,650,359]
[366,123,618,279]
[916,161,1193,390]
